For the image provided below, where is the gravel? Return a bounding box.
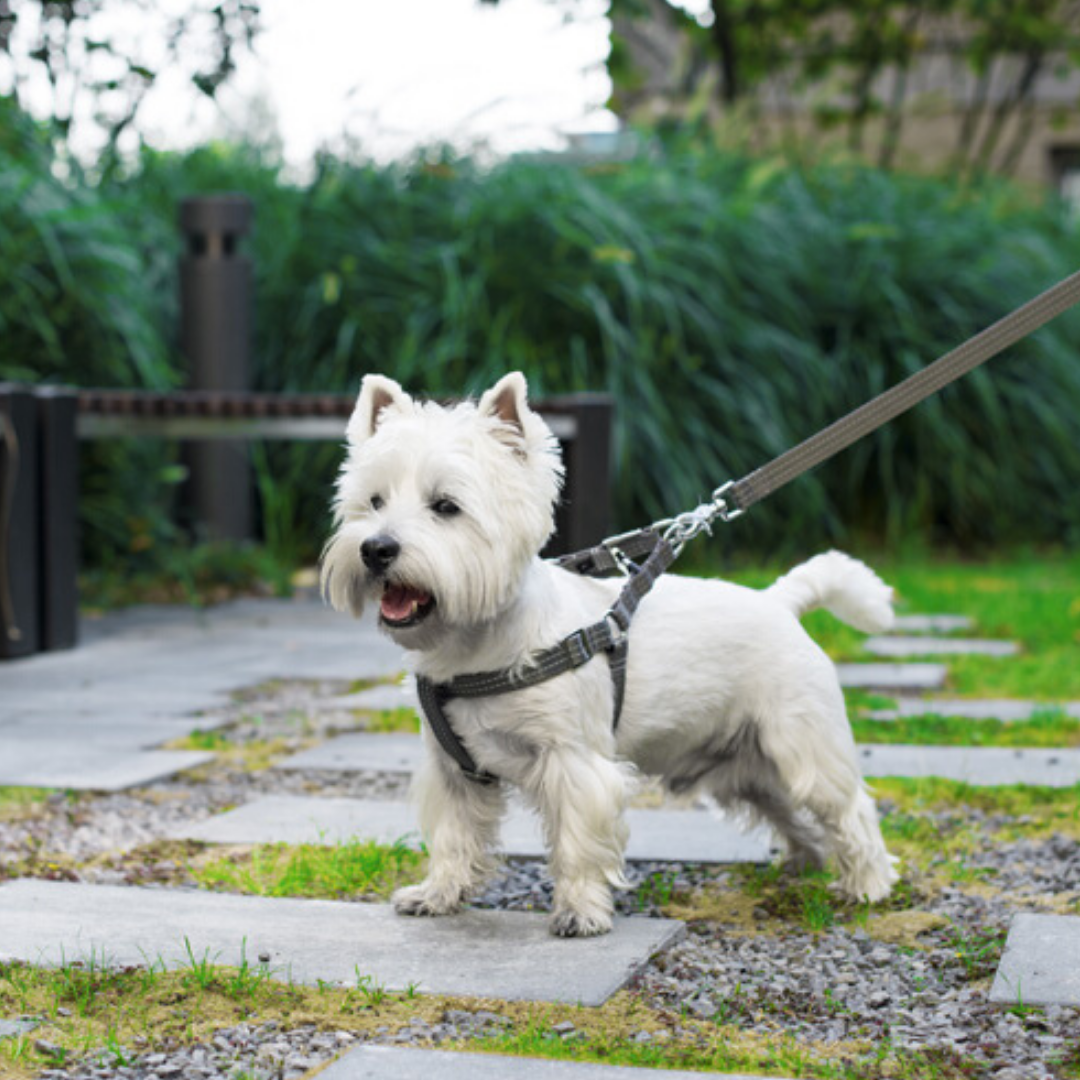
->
[3,678,1080,1079]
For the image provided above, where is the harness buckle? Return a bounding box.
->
[563,628,596,667]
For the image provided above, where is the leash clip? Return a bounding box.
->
[710,480,745,523]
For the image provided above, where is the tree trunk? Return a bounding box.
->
[709,0,741,103]
[973,51,1043,174]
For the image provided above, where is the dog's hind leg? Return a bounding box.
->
[813,786,899,902]
[529,748,633,938]
[393,746,506,917]
[697,732,830,875]
[755,711,899,902]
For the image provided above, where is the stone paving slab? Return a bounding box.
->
[0,716,223,746]
[0,1018,38,1040]
[320,683,418,713]
[990,914,1080,1005]
[864,636,1018,658]
[891,615,973,634]
[276,732,424,774]
[866,699,1080,722]
[834,663,947,692]
[0,599,403,790]
[172,795,773,864]
[319,1046,791,1080]
[858,744,1080,786]
[0,880,683,1006]
[0,743,213,791]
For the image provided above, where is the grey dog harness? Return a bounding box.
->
[415,534,675,785]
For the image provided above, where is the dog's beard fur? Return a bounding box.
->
[323,372,899,937]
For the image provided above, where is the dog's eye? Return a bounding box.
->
[370,494,385,511]
[432,498,461,518]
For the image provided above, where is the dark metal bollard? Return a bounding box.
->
[543,394,614,557]
[0,385,78,659]
[179,195,254,542]
[0,386,40,658]
[37,387,78,650]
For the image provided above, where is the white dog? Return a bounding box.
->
[322,372,899,937]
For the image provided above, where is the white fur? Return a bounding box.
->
[322,373,899,937]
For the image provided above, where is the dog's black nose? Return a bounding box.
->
[361,535,401,573]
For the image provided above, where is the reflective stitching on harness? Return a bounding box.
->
[415,537,675,785]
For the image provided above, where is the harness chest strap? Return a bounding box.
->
[415,535,675,785]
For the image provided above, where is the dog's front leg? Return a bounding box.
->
[534,748,632,937]
[393,747,505,917]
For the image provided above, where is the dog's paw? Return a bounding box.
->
[392,883,462,917]
[550,909,613,938]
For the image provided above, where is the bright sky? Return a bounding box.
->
[9,0,618,166]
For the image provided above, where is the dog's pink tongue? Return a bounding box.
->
[381,584,429,622]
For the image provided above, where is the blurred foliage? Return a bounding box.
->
[3,95,1080,580]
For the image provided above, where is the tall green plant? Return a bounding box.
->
[10,116,1080,572]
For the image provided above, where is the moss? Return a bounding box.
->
[0,787,55,822]
[863,911,948,948]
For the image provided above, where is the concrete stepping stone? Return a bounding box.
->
[858,744,1080,786]
[990,914,1080,1006]
[864,636,1018,658]
[319,1045,792,1079]
[0,879,683,1006]
[321,682,419,713]
[866,699,1080,722]
[833,663,947,692]
[0,743,213,791]
[171,795,773,865]
[0,1019,38,1040]
[891,615,973,634]
[278,732,423,774]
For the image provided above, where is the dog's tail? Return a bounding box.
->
[766,551,894,634]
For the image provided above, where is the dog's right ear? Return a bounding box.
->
[347,375,412,443]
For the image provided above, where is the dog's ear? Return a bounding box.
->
[479,372,530,450]
[348,375,412,443]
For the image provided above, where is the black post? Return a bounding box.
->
[179,194,254,541]
[37,387,79,650]
[547,394,614,555]
[0,386,40,658]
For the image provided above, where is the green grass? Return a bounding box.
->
[0,786,54,821]
[851,708,1080,747]
[470,1022,980,1079]
[190,838,425,900]
[365,707,421,734]
[730,549,1080,701]
[873,777,1080,840]
[0,954,451,1079]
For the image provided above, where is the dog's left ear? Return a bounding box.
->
[479,372,530,450]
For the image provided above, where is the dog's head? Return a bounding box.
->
[321,372,564,646]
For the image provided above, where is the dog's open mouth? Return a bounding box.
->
[380,583,436,628]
